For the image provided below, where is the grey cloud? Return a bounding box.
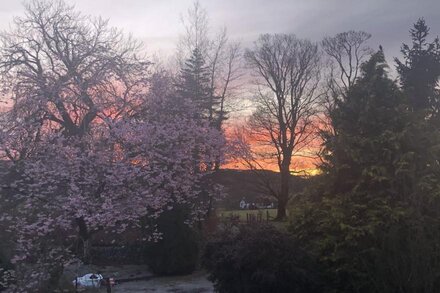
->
[0,0,439,64]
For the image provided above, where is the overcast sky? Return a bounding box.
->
[0,0,439,66]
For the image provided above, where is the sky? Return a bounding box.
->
[0,0,438,172]
[0,0,439,64]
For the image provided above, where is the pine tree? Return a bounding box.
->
[395,18,440,117]
[393,19,440,218]
[292,46,440,292]
[177,47,221,123]
[323,49,405,194]
[292,50,413,292]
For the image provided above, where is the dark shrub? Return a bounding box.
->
[90,245,145,265]
[290,196,440,293]
[145,207,200,276]
[203,224,322,293]
[0,251,14,291]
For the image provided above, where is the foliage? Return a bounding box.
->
[0,1,225,291]
[177,1,242,133]
[325,49,408,197]
[177,47,215,121]
[291,24,440,292]
[395,18,440,115]
[144,207,201,276]
[0,253,15,291]
[203,224,322,293]
[0,110,222,289]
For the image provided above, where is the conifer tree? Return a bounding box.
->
[395,18,440,117]
[292,50,412,292]
[394,19,440,218]
[325,48,405,194]
[177,47,221,123]
[293,44,440,292]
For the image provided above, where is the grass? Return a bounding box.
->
[217,208,286,221]
[216,208,291,231]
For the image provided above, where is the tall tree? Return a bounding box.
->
[318,31,372,173]
[177,3,242,124]
[245,34,321,220]
[292,49,408,292]
[0,1,224,290]
[324,48,405,193]
[320,31,372,132]
[395,18,440,116]
[207,31,242,132]
[293,46,440,292]
[177,1,210,63]
[176,1,242,170]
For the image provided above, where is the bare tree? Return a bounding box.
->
[0,0,149,159]
[321,31,372,109]
[318,31,372,164]
[208,32,243,130]
[177,0,211,63]
[245,34,321,220]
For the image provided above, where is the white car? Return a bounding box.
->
[72,273,103,288]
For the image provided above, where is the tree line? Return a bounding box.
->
[204,18,440,293]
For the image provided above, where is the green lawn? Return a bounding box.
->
[217,208,281,221]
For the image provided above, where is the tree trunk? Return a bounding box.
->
[276,161,290,221]
[214,160,220,171]
[76,217,91,263]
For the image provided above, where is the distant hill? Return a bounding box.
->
[211,169,310,210]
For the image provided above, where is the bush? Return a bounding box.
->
[90,245,144,265]
[0,252,14,291]
[145,207,200,276]
[289,192,440,293]
[203,224,322,293]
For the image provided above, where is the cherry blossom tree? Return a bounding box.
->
[0,1,224,291]
[1,109,223,291]
[0,0,149,153]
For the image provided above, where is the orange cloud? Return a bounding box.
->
[222,122,322,176]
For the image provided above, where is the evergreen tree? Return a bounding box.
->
[393,22,440,292]
[177,47,221,123]
[271,17,440,293]
[291,49,440,292]
[395,18,440,117]
[323,48,405,194]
